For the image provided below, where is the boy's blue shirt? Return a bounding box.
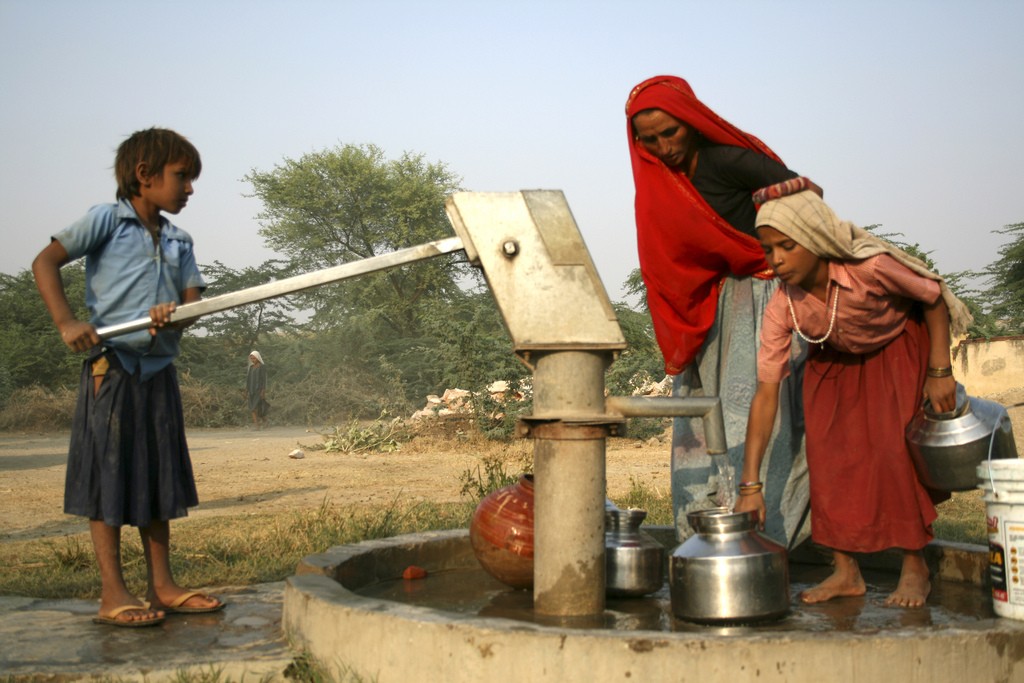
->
[54,199,206,380]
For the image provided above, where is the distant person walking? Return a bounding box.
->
[247,351,268,429]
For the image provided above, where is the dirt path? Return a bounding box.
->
[0,427,670,543]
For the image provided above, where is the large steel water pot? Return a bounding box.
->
[605,508,664,598]
[906,383,1017,492]
[670,508,789,624]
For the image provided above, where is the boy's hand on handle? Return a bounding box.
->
[148,302,177,336]
[59,320,100,352]
[734,491,766,529]
[924,375,957,414]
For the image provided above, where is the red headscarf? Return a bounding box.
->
[626,75,781,374]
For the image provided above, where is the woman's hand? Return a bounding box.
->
[924,375,957,414]
[734,491,766,529]
[921,297,955,413]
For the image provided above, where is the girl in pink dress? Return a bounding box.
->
[736,186,971,608]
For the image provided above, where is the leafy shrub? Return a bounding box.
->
[468,380,532,441]
[625,417,671,441]
[267,363,412,428]
[178,371,248,427]
[458,448,533,502]
[0,385,76,431]
[315,412,411,453]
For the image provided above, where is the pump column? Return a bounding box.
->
[527,350,613,618]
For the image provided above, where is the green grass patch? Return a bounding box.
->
[610,476,674,526]
[933,489,987,545]
[0,498,474,601]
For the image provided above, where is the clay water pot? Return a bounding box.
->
[470,474,534,589]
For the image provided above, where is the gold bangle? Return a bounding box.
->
[738,489,763,497]
[927,366,953,378]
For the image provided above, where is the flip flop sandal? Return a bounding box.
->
[93,603,166,628]
[160,590,225,614]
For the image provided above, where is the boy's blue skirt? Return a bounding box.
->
[64,349,198,527]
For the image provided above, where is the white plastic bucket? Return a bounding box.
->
[978,459,1024,620]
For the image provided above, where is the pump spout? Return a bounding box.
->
[605,395,727,455]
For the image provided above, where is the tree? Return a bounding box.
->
[622,267,649,312]
[975,222,1024,336]
[245,144,469,334]
[605,301,663,394]
[0,264,86,396]
[175,258,302,391]
[244,143,485,404]
[191,259,298,348]
[860,226,998,338]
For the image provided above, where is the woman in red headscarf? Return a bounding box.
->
[625,75,820,544]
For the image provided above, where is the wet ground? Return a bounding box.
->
[3,567,992,680]
[358,562,996,634]
[0,582,293,680]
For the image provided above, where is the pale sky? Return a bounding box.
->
[2,0,1021,302]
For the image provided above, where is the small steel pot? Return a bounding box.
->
[605,508,664,598]
[670,508,789,624]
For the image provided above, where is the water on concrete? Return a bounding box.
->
[286,530,1024,683]
[357,561,996,634]
[0,583,294,681]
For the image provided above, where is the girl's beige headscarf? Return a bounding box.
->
[249,351,265,365]
[756,191,972,337]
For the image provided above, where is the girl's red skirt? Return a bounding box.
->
[803,315,945,553]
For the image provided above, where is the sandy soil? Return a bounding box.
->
[0,426,671,543]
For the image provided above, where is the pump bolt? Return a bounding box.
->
[502,240,520,257]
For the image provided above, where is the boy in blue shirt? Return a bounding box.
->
[33,128,223,627]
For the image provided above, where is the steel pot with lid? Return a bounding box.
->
[905,383,1017,492]
[669,508,789,624]
[605,508,664,598]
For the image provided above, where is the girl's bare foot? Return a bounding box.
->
[800,571,867,603]
[800,550,866,604]
[885,551,931,608]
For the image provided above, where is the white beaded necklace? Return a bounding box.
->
[785,285,839,347]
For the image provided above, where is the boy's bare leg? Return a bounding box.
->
[799,549,867,603]
[141,520,222,610]
[884,550,931,608]
[90,520,163,623]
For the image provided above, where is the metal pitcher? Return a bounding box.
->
[905,383,1018,491]
[670,508,789,623]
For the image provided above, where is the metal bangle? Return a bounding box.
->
[926,366,953,378]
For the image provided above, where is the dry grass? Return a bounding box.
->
[0,385,76,431]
